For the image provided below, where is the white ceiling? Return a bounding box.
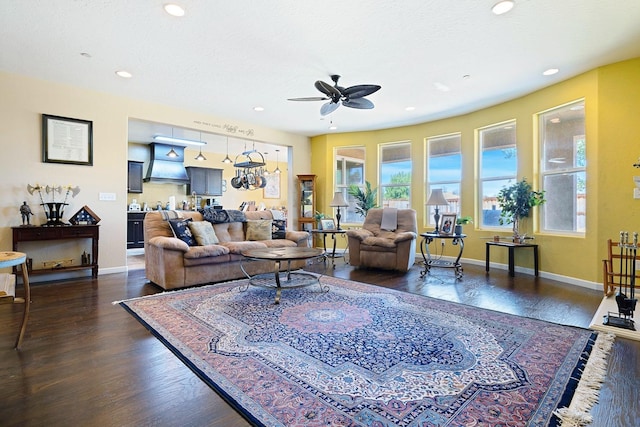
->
[2,0,640,138]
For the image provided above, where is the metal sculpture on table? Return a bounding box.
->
[27,184,81,226]
[19,201,34,226]
[604,231,638,330]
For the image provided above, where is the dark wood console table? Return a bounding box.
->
[12,225,99,279]
[485,241,538,277]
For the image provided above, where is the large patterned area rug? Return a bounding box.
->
[119,276,613,426]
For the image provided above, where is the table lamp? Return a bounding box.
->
[426,189,449,233]
[329,191,348,230]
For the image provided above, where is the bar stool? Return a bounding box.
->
[0,251,31,349]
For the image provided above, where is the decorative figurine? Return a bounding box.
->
[19,201,34,226]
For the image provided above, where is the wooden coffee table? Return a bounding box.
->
[241,247,326,304]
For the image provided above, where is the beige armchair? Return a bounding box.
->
[346,208,418,272]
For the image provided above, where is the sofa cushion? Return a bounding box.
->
[200,208,246,224]
[246,220,272,241]
[183,244,229,259]
[220,241,268,254]
[272,219,286,239]
[168,218,196,246]
[260,239,297,248]
[188,221,219,245]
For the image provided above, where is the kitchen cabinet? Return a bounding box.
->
[186,167,223,196]
[127,212,146,249]
[297,174,316,231]
[128,161,144,193]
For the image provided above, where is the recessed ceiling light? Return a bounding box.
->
[164,3,185,17]
[405,106,415,112]
[550,117,561,123]
[570,105,584,111]
[492,1,514,15]
[543,68,559,76]
[253,106,265,112]
[115,70,133,78]
[433,82,450,92]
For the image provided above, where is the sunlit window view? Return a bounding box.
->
[380,143,412,209]
[539,100,586,233]
[335,147,366,223]
[479,121,517,228]
[427,134,461,225]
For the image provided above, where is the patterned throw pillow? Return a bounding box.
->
[272,219,286,239]
[246,220,272,241]
[188,221,219,245]
[168,218,196,246]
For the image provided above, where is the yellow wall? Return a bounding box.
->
[1,71,308,279]
[3,57,638,286]
[311,57,640,288]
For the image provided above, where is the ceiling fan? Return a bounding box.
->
[288,75,381,116]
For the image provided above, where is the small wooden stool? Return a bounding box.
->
[0,251,31,349]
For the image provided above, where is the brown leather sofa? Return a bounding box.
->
[346,208,418,272]
[143,210,309,290]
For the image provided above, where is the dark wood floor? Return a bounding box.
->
[1,261,638,426]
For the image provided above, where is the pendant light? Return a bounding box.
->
[194,147,206,161]
[274,149,281,174]
[166,146,178,158]
[194,132,207,160]
[222,137,232,164]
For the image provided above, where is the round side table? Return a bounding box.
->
[0,251,31,349]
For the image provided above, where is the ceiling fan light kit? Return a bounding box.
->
[288,74,381,116]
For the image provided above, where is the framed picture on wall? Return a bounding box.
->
[263,174,280,199]
[439,213,457,235]
[42,114,93,166]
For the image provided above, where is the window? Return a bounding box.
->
[479,121,517,228]
[539,100,586,233]
[380,142,411,209]
[335,146,365,223]
[426,133,461,226]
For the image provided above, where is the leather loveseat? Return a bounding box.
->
[143,209,309,290]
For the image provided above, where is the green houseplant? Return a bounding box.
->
[496,178,545,240]
[348,181,378,218]
[313,211,325,229]
[454,216,473,235]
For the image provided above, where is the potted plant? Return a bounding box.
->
[496,178,545,241]
[454,216,473,235]
[313,211,325,229]
[348,181,378,217]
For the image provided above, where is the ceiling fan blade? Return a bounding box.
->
[343,98,374,109]
[320,102,340,116]
[342,84,381,99]
[315,80,341,99]
[287,96,329,101]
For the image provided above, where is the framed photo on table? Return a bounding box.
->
[42,114,93,166]
[440,213,457,235]
[320,219,336,231]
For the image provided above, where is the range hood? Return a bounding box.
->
[144,143,190,184]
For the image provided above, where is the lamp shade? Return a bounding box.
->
[426,189,449,206]
[330,191,348,207]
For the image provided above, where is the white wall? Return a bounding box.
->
[1,71,309,280]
